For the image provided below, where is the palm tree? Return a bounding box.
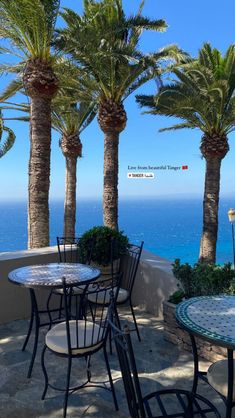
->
[0,111,15,158]
[52,102,96,237]
[137,43,235,263]
[0,96,96,238]
[56,0,183,230]
[0,0,60,248]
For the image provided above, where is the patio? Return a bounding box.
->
[0,307,228,418]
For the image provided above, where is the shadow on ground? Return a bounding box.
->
[0,307,228,417]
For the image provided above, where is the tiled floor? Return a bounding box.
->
[0,308,229,417]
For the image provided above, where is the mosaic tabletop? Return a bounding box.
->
[176,296,235,349]
[8,263,100,289]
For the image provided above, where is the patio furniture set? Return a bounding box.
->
[7,238,235,417]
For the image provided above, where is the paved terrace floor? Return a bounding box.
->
[0,308,231,418]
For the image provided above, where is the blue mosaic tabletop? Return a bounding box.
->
[8,263,101,289]
[176,296,235,349]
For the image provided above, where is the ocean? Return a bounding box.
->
[0,197,234,265]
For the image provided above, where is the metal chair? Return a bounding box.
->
[87,242,143,353]
[46,236,94,323]
[117,242,144,341]
[21,237,93,378]
[108,303,221,418]
[41,274,122,418]
[57,236,83,263]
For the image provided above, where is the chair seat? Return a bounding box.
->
[53,285,86,295]
[88,286,129,305]
[207,359,235,400]
[46,320,103,355]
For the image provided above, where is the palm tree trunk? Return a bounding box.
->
[103,131,119,230]
[28,97,51,248]
[63,156,77,238]
[199,157,222,263]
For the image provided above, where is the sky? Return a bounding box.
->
[1,0,235,201]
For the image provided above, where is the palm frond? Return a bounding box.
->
[137,43,235,136]
[0,0,59,60]
[56,1,179,105]
[0,79,23,101]
[126,16,167,32]
[159,123,198,132]
[0,111,16,157]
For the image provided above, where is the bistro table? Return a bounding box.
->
[176,295,235,418]
[8,263,100,378]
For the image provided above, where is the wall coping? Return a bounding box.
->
[140,249,173,274]
[0,246,58,261]
[0,246,173,271]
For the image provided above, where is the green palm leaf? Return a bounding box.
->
[137,43,235,136]
[0,111,16,157]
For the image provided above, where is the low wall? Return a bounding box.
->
[0,247,177,324]
[130,250,177,317]
[163,301,226,362]
[0,247,58,324]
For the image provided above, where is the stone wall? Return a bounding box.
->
[163,300,227,362]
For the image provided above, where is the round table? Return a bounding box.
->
[8,263,100,377]
[8,262,100,289]
[176,296,235,418]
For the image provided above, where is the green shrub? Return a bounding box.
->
[168,289,185,305]
[79,226,129,266]
[170,259,235,304]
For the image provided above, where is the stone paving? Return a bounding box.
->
[0,308,230,418]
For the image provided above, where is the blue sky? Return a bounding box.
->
[1,0,235,201]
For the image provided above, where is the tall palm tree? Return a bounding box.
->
[0,111,15,158]
[52,102,96,237]
[0,0,60,248]
[0,96,96,238]
[56,0,183,230]
[137,43,235,263]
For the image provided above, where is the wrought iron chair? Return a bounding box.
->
[87,241,143,354]
[116,242,144,341]
[57,236,83,263]
[108,303,221,418]
[46,236,94,323]
[41,274,122,418]
[21,237,94,378]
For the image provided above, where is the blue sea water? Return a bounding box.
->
[0,198,234,265]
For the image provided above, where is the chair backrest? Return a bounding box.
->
[109,303,221,418]
[108,305,146,418]
[121,242,144,293]
[62,274,122,354]
[57,236,93,264]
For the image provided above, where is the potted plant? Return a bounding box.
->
[79,226,129,274]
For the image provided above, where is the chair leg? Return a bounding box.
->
[27,291,40,378]
[85,355,92,382]
[41,345,49,400]
[130,302,141,342]
[59,294,63,319]
[46,291,53,330]
[109,328,113,355]
[103,346,118,411]
[22,307,34,351]
[63,357,72,418]
[114,305,121,329]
